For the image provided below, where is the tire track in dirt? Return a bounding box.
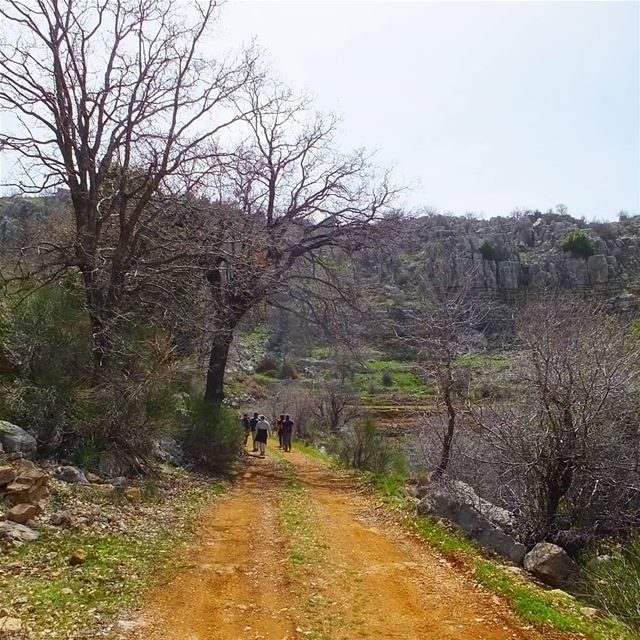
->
[283,450,535,640]
[126,449,542,640]
[129,458,298,640]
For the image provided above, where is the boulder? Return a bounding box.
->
[417,480,526,564]
[6,503,41,524]
[55,466,89,485]
[0,422,36,456]
[155,437,184,465]
[0,521,39,543]
[523,542,578,587]
[98,452,129,477]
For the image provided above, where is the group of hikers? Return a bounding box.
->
[241,412,295,457]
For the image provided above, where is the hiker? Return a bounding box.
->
[241,413,250,446]
[249,412,259,452]
[276,414,285,449]
[281,414,294,452]
[255,414,270,457]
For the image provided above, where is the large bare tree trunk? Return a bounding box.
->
[204,332,233,407]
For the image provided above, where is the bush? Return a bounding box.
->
[381,368,394,387]
[255,354,279,374]
[279,359,298,380]
[560,230,596,258]
[479,239,498,261]
[339,419,402,474]
[583,537,640,633]
[178,394,243,474]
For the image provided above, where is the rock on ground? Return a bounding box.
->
[523,542,578,587]
[0,521,39,543]
[6,503,41,525]
[0,616,22,636]
[55,466,89,485]
[417,479,526,565]
[0,421,36,456]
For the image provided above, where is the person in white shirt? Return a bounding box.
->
[255,415,270,457]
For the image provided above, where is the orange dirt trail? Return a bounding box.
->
[127,448,542,640]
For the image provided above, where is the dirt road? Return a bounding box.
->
[127,449,540,640]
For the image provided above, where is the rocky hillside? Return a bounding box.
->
[361,211,640,301]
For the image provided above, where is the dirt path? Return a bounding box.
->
[126,449,539,640]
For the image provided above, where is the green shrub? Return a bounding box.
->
[178,394,243,474]
[479,239,498,261]
[255,354,279,374]
[583,537,640,632]
[381,368,394,387]
[339,419,400,474]
[560,230,596,258]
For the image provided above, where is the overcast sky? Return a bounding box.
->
[217,0,640,220]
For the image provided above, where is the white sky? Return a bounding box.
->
[216,0,640,220]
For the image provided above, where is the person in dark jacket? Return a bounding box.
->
[241,413,251,446]
[281,414,294,452]
[249,412,259,452]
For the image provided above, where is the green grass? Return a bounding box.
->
[455,351,511,371]
[352,358,426,397]
[293,441,336,465]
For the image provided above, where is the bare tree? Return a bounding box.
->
[470,299,640,543]
[312,378,362,433]
[397,267,487,477]
[0,0,254,373]
[202,75,399,405]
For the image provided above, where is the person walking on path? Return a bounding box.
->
[281,414,294,452]
[249,412,259,452]
[276,414,285,449]
[241,413,251,446]
[255,415,270,457]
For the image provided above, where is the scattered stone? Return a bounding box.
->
[49,510,73,526]
[0,616,22,635]
[55,466,89,485]
[110,476,129,488]
[580,606,599,619]
[0,466,16,486]
[85,472,102,484]
[6,503,40,525]
[69,548,88,566]
[0,421,36,457]
[60,587,73,596]
[523,543,578,587]
[0,521,39,543]
[124,487,141,504]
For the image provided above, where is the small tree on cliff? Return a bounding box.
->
[0,0,254,375]
[560,230,596,258]
[201,76,398,406]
